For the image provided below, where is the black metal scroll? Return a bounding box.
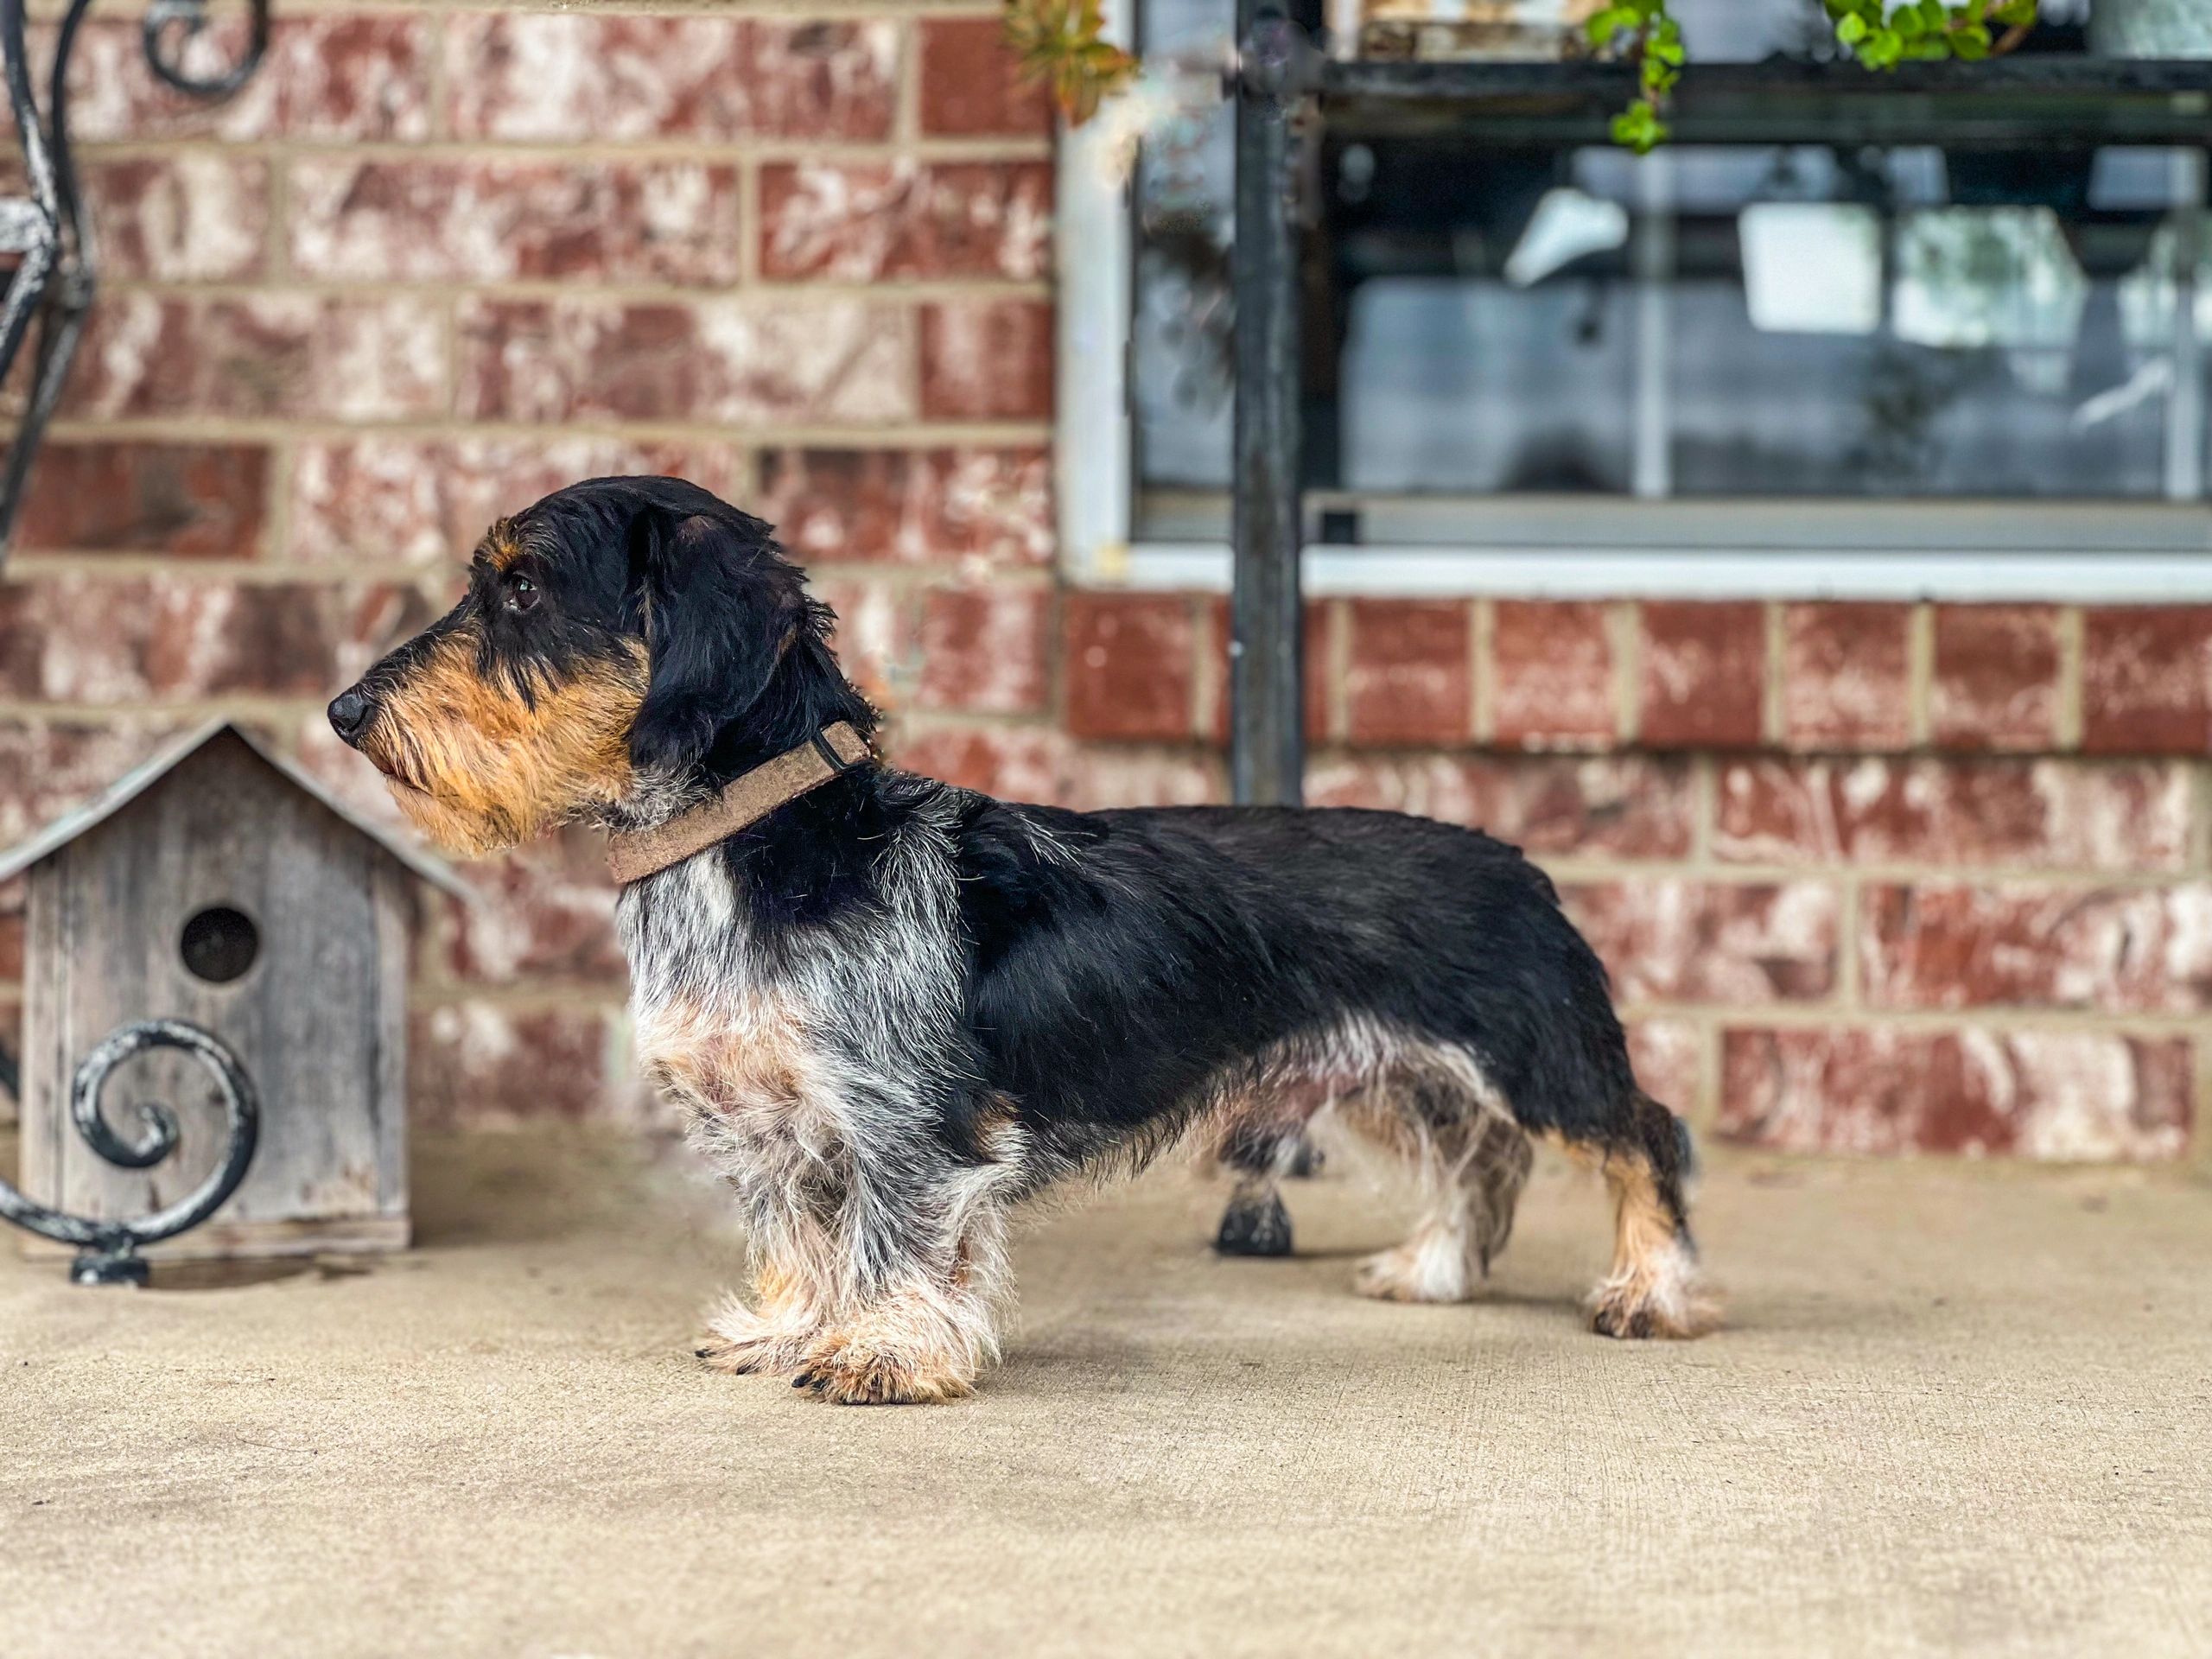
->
[0,0,271,560]
[0,1018,260,1284]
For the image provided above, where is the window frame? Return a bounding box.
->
[1054,10,2212,601]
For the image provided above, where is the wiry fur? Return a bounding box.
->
[334,477,1719,1406]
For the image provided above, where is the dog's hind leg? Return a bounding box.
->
[1574,1093,1718,1340]
[1347,1062,1532,1305]
[1205,1088,1325,1258]
[1212,1117,1297,1258]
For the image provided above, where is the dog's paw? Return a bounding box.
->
[789,1332,973,1406]
[694,1294,821,1376]
[694,1329,815,1376]
[1586,1249,1719,1340]
[1216,1191,1294,1257]
[1353,1236,1475,1304]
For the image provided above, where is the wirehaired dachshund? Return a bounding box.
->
[330,476,1717,1405]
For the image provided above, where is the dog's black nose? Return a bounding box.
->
[327,684,376,746]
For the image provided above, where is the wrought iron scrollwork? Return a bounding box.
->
[0,1018,260,1284]
[143,0,269,99]
[0,0,271,563]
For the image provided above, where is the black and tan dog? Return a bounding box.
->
[330,476,1717,1405]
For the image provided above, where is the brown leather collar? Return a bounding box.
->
[605,721,873,886]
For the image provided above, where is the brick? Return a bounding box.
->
[1056,747,1225,810]
[409,1001,615,1129]
[916,586,1052,715]
[0,576,428,704]
[1861,881,2212,1014]
[1201,595,1331,747]
[1718,1027,2190,1161]
[60,295,443,423]
[758,448,1052,571]
[895,726,1068,800]
[1715,756,2190,873]
[287,437,735,569]
[55,15,432,142]
[82,156,267,281]
[1626,1019,1703,1119]
[456,298,914,428]
[1931,605,2062,752]
[918,17,1052,137]
[813,576,914,711]
[893,727,1221,809]
[921,299,1053,423]
[1491,601,1616,749]
[1056,747,1224,810]
[1065,594,1198,741]
[2082,606,2212,755]
[16,442,268,559]
[1637,601,1765,748]
[1564,880,1840,1006]
[289,159,743,286]
[0,719,189,846]
[1305,755,1696,861]
[447,828,624,986]
[1781,601,1911,750]
[1343,599,1471,747]
[445,16,895,143]
[760,162,1052,283]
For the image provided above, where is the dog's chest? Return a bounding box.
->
[634,988,830,1130]
[620,861,859,1154]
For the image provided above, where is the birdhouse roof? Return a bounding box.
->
[0,719,471,898]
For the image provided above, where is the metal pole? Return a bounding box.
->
[1230,5,1306,807]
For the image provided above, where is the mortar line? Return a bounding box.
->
[1906,601,1934,748]
[1469,597,1492,745]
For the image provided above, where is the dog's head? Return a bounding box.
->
[328,476,866,855]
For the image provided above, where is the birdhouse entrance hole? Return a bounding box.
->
[181,906,260,985]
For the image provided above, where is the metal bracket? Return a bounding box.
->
[0,1018,260,1285]
[0,0,271,565]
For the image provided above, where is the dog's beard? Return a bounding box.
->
[365,636,647,855]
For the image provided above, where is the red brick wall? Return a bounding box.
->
[2,3,2205,1165]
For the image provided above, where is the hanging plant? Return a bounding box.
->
[1007,0,2043,142]
[1005,0,1139,124]
[1591,0,2042,152]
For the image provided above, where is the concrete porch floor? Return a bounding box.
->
[3,1129,2210,1658]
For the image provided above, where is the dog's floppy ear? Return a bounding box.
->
[625,505,800,778]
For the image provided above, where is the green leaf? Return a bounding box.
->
[1611,104,1667,154]
[1835,11,1868,44]
[1586,6,1636,46]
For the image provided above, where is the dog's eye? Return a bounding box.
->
[502,575,539,614]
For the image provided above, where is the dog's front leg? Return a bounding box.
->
[789,1158,1014,1406]
[696,1199,836,1376]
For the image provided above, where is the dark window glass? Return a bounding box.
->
[1126,0,2209,527]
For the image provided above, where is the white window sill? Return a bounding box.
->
[1081,541,2212,601]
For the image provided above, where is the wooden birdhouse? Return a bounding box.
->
[0,721,462,1272]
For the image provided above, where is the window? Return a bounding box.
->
[1057,0,2212,597]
